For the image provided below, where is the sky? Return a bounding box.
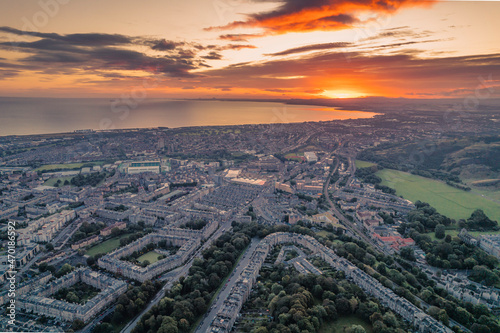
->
[0,0,499,99]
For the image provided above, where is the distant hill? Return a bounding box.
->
[358,135,500,189]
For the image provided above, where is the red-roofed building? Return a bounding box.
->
[372,233,415,252]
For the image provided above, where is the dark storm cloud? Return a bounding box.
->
[0,26,249,78]
[207,0,436,36]
[0,26,132,46]
[150,39,186,51]
[266,42,352,56]
[202,51,223,60]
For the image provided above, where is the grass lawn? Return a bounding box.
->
[85,233,133,257]
[355,160,377,168]
[320,315,373,333]
[376,169,500,222]
[137,250,162,264]
[285,152,305,162]
[470,187,500,202]
[315,230,332,238]
[43,176,74,187]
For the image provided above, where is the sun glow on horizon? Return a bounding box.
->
[322,90,368,99]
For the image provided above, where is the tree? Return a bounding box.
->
[470,266,500,286]
[193,297,206,315]
[400,247,416,261]
[438,309,449,326]
[382,312,397,328]
[312,284,323,298]
[87,256,95,266]
[272,283,283,295]
[71,319,85,330]
[456,307,473,325]
[56,263,73,277]
[111,227,121,237]
[435,224,446,239]
[178,318,189,331]
[348,325,366,333]
[66,292,79,304]
[467,209,497,230]
[470,323,492,333]
[358,301,379,320]
[45,243,54,251]
[158,316,178,333]
[94,323,113,333]
[335,297,352,315]
[464,257,478,269]
[112,311,124,324]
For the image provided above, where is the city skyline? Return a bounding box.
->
[0,0,499,99]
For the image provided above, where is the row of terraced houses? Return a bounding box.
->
[209,232,452,333]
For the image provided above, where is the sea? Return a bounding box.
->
[0,98,377,136]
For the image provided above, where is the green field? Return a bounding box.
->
[355,160,377,168]
[36,161,104,172]
[36,163,85,172]
[137,250,162,264]
[377,169,500,222]
[44,176,75,187]
[320,315,373,333]
[85,233,132,257]
[284,152,305,162]
[471,187,500,202]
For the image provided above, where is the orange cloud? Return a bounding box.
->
[207,0,436,37]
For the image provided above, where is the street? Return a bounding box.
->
[194,237,260,333]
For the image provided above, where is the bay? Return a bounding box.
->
[0,98,377,136]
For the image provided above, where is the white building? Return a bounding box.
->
[480,235,500,259]
[304,152,318,163]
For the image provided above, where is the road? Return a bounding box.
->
[120,264,192,333]
[322,154,386,252]
[18,252,45,275]
[80,305,116,333]
[194,237,260,333]
[54,219,83,250]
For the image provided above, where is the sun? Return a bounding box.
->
[322,90,367,99]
